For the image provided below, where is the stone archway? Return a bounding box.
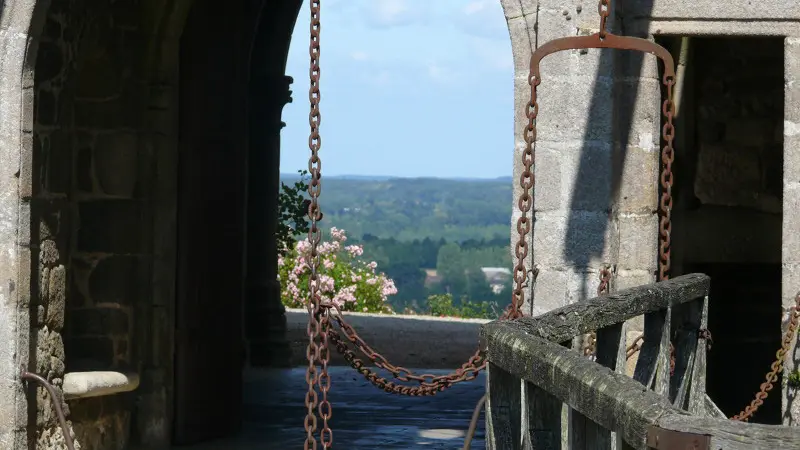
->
[0,0,301,448]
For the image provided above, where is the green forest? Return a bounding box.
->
[279,173,515,317]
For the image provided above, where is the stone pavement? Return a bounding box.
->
[181,367,486,449]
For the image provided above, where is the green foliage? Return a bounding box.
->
[789,370,800,390]
[277,170,310,256]
[427,294,498,319]
[279,174,513,242]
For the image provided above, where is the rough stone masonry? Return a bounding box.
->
[0,0,798,449]
[501,0,800,426]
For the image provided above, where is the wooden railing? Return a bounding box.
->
[480,274,800,449]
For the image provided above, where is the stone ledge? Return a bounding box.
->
[63,371,140,400]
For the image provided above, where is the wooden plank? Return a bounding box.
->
[572,322,626,450]
[526,382,561,450]
[687,297,709,416]
[505,274,709,344]
[669,296,703,409]
[703,394,727,419]
[655,415,800,450]
[486,362,522,450]
[482,321,682,449]
[632,306,671,394]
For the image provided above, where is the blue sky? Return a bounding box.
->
[280,0,514,179]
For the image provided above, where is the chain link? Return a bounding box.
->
[732,293,800,421]
[598,0,610,39]
[584,267,612,357]
[304,0,325,448]
[320,56,541,397]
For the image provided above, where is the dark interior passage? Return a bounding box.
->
[670,36,785,424]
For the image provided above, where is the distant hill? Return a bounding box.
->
[280,175,514,242]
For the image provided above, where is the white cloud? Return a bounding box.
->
[351,51,370,61]
[469,37,513,71]
[363,0,423,28]
[426,63,462,85]
[456,0,508,39]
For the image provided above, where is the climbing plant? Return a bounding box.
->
[277,169,311,257]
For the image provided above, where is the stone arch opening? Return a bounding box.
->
[17,0,301,447]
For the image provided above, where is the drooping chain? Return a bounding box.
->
[304,0,325,448]
[732,292,800,421]
[325,44,539,396]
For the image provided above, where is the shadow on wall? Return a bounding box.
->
[563,0,657,300]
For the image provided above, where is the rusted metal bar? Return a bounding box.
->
[21,371,76,450]
[646,425,710,450]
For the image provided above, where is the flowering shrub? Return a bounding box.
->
[279,227,397,313]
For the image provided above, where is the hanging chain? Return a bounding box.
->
[598,0,610,39]
[659,77,675,282]
[733,292,800,421]
[584,267,612,357]
[323,45,539,396]
[304,0,326,448]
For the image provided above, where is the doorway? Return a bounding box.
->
[669,36,785,424]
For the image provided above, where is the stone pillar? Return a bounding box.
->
[782,36,800,426]
[245,74,293,367]
[504,0,616,316]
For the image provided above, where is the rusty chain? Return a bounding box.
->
[319,18,539,396]
[732,292,800,422]
[598,0,610,39]
[304,0,326,447]
[583,267,611,356]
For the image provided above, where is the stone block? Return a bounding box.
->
[614,78,661,150]
[68,308,129,337]
[614,269,655,291]
[94,132,139,197]
[513,75,533,140]
[783,264,800,313]
[787,135,800,185]
[535,76,614,144]
[617,146,658,213]
[533,210,614,268]
[633,0,800,20]
[533,144,563,211]
[45,265,66,331]
[566,269,601,305]
[46,130,72,195]
[531,268,568,316]
[88,256,142,306]
[64,337,115,369]
[507,15,533,75]
[34,42,64,83]
[77,200,143,253]
[76,146,94,192]
[618,214,658,271]
[784,186,800,263]
[499,0,522,18]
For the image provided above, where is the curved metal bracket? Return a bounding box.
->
[530,32,676,83]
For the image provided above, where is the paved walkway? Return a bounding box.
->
[182,367,486,449]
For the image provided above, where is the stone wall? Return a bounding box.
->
[502,0,660,347]
[30,0,150,447]
[501,0,800,426]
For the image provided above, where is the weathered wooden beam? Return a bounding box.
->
[702,394,727,419]
[486,362,523,450]
[504,274,709,344]
[482,320,685,449]
[525,382,560,449]
[654,414,800,449]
